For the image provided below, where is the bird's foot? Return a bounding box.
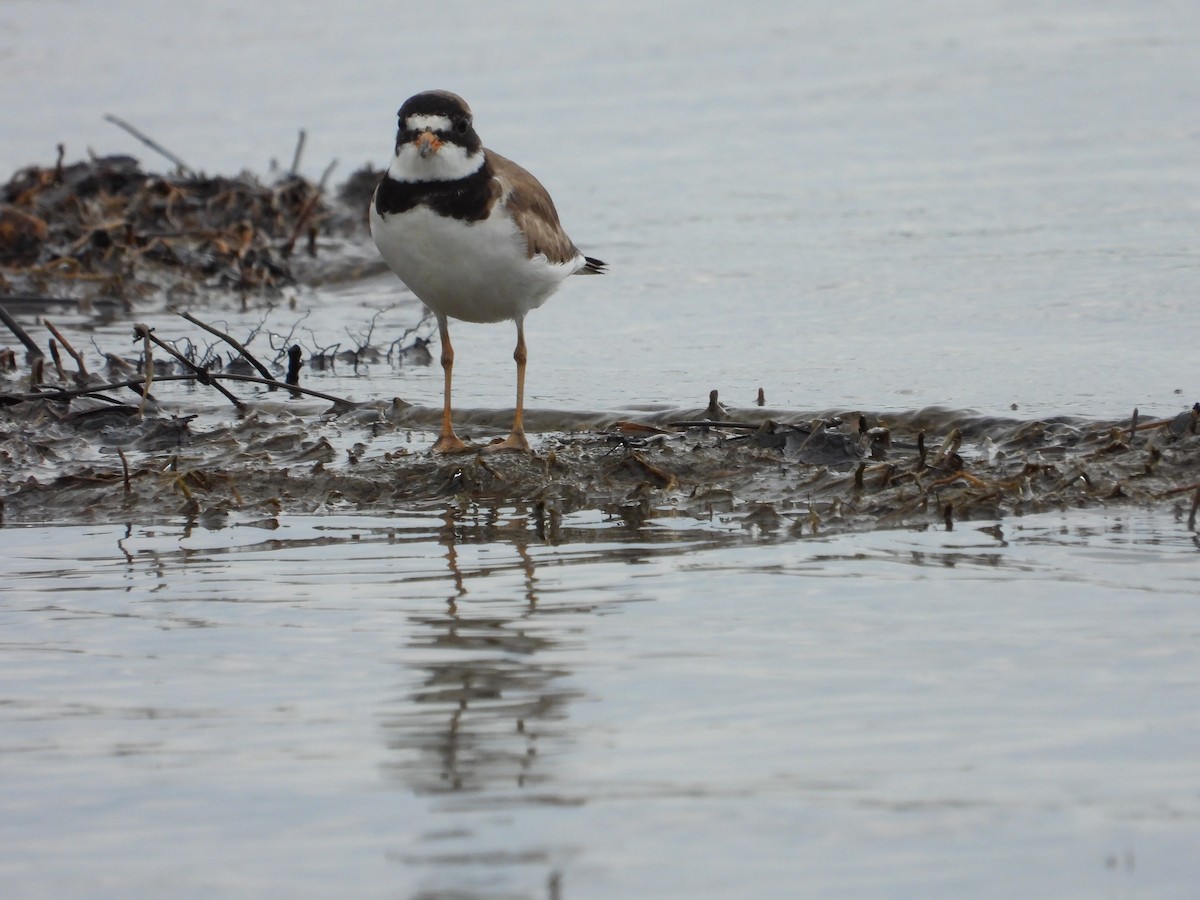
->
[431,433,474,454]
[482,432,531,454]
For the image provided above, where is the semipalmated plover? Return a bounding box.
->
[369,90,605,453]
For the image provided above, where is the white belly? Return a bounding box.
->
[370,202,579,324]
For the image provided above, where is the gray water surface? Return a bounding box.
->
[1,508,1198,898]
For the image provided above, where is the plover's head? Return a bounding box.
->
[389,90,484,182]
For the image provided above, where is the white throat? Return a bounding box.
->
[388,141,484,183]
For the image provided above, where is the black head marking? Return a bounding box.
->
[394,90,481,156]
[397,89,471,121]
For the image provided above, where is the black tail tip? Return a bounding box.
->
[582,256,606,274]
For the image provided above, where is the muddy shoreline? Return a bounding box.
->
[3,387,1198,534]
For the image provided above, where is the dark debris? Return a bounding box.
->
[0,151,379,298]
[2,380,1199,537]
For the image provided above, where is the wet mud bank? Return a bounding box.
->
[2,389,1198,535]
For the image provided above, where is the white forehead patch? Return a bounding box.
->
[405,113,454,133]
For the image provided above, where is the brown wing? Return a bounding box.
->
[486,149,582,266]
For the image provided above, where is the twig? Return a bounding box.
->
[3,371,355,407]
[216,371,357,407]
[0,303,45,359]
[134,323,245,411]
[43,319,88,379]
[179,311,274,386]
[48,340,68,382]
[117,448,132,495]
[386,308,434,364]
[1130,417,1176,433]
[103,114,195,177]
[304,329,341,365]
[1156,481,1200,498]
[280,188,323,259]
[240,308,272,352]
[137,325,154,415]
[705,389,724,420]
[930,470,990,489]
[931,428,963,468]
[669,420,766,430]
[278,158,337,261]
[267,309,311,361]
[289,129,307,176]
[318,158,338,190]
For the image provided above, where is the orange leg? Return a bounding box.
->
[484,318,531,453]
[431,315,470,453]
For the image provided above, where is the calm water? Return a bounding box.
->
[1,508,1199,898]
[3,1,1200,896]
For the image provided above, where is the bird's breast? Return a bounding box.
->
[369,199,578,324]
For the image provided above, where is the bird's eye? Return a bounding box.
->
[455,119,470,135]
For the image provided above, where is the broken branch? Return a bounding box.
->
[179,311,274,385]
[103,113,195,177]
